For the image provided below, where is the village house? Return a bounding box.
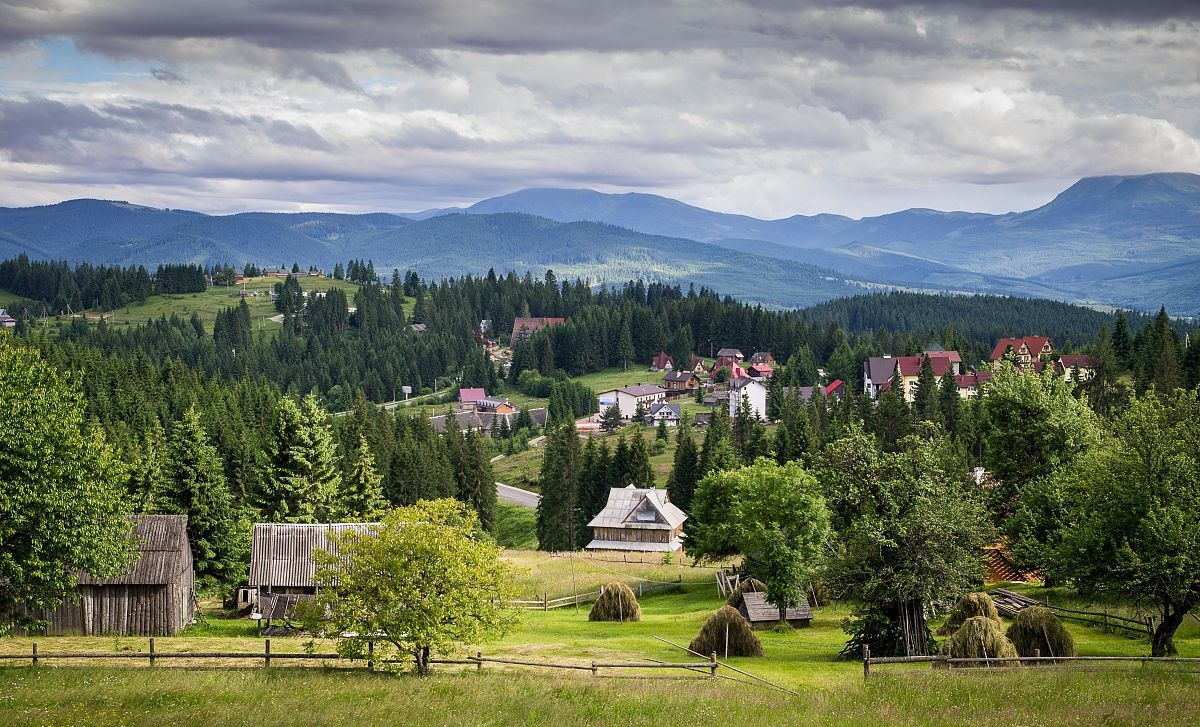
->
[9,515,195,636]
[649,351,675,372]
[749,352,774,366]
[1055,354,1095,382]
[891,350,963,403]
[715,348,744,362]
[863,355,896,399]
[509,316,566,344]
[661,369,700,394]
[733,588,813,629]
[0,308,15,330]
[991,336,1054,368]
[644,402,682,427]
[458,387,487,408]
[747,362,773,379]
[598,383,667,419]
[688,354,707,374]
[954,372,992,399]
[429,407,548,436]
[729,377,768,420]
[585,486,687,553]
[794,379,844,403]
[475,396,516,415]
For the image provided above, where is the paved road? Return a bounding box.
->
[497,482,540,508]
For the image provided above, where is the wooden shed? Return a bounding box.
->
[12,514,195,636]
[734,591,813,629]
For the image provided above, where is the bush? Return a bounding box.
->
[938,592,1001,636]
[588,582,641,622]
[1006,606,1076,660]
[725,577,767,607]
[691,607,763,657]
[943,616,1018,666]
[689,606,763,658]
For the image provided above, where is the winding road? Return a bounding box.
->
[496,482,540,508]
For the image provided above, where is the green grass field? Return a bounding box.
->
[3,569,1199,726]
[0,288,32,308]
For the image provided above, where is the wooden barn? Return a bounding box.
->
[11,514,195,636]
[584,486,686,553]
[734,590,813,629]
[247,522,377,623]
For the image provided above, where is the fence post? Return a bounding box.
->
[264,638,271,668]
[476,651,483,671]
[1033,648,1039,668]
[709,652,718,678]
[368,640,375,671]
[1102,609,1108,632]
[31,642,37,667]
[149,637,156,667]
[543,593,548,611]
[590,660,598,677]
[863,645,870,681]
[639,583,643,598]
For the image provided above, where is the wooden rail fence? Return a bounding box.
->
[990,588,1153,637]
[1,638,719,678]
[861,645,1200,680]
[510,576,684,610]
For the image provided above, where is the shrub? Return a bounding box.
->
[725,577,767,607]
[588,582,641,622]
[938,592,1001,636]
[943,616,1018,666]
[689,606,764,658]
[1006,606,1076,660]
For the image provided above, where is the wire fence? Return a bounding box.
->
[509,576,685,610]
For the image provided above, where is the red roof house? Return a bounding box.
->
[510,316,566,344]
[990,336,1053,365]
[650,351,675,372]
[459,388,487,405]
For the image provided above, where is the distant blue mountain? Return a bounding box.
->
[0,172,1197,311]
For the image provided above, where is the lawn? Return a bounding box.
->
[4,573,1200,726]
[0,288,32,308]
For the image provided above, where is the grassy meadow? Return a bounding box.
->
[3,565,1199,726]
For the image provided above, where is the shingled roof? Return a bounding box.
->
[249,523,378,589]
[77,514,190,586]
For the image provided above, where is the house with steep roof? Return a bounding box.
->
[893,351,963,403]
[863,355,897,399]
[644,402,682,427]
[598,384,668,418]
[1055,354,1095,382]
[585,486,686,553]
[954,371,992,399]
[688,354,706,374]
[649,351,675,372]
[715,348,744,361]
[749,352,774,366]
[458,388,487,406]
[748,363,773,379]
[991,336,1054,368]
[510,316,566,344]
[0,308,15,330]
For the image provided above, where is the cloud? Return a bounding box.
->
[0,1,1196,217]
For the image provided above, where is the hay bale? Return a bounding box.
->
[689,606,764,658]
[1006,606,1076,659]
[724,578,767,606]
[944,616,1018,666]
[937,592,1001,635]
[588,582,641,622]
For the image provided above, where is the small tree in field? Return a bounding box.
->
[303,499,520,675]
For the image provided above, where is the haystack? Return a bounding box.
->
[1006,606,1075,659]
[943,616,1018,666]
[588,582,642,622]
[937,592,1001,635]
[689,606,764,658]
[725,578,767,606]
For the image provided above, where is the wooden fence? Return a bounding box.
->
[861,645,1200,680]
[0,638,718,678]
[510,576,684,611]
[990,588,1153,637]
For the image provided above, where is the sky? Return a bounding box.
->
[0,1,1198,219]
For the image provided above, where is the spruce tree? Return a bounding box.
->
[264,394,342,523]
[536,423,582,551]
[699,407,739,476]
[872,372,912,453]
[129,419,169,513]
[913,355,939,422]
[610,435,631,487]
[625,430,654,488]
[938,368,961,434]
[163,406,243,588]
[600,404,622,433]
[341,434,386,521]
[1111,312,1132,369]
[656,417,669,442]
[1154,334,1182,393]
[667,423,700,512]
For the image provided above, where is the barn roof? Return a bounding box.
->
[77,514,190,586]
[586,487,686,530]
[248,523,378,588]
[737,590,813,622]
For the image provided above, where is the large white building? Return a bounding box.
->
[598,383,667,419]
[728,378,768,420]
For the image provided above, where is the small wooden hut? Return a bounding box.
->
[734,590,813,629]
[12,514,195,636]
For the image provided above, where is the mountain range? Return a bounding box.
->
[0,173,1197,312]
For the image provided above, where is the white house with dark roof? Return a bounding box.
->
[598,383,667,418]
[585,486,687,552]
[0,309,15,330]
[644,402,682,426]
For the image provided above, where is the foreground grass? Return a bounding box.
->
[3,663,1198,726]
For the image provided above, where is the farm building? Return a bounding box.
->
[585,486,686,553]
[734,589,813,629]
[597,383,667,419]
[248,523,377,604]
[8,514,195,636]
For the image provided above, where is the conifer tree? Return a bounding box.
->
[625,430,654,488]
[913,355,940,422]
[536,423,582,551]
[600,404,622,433]
[341,434,386,521]
[667,423,700,512]
[1154,334,1182,393]
[610,435,631,487]
[163,406,244,588]
[938,368,961,434]
[656,417,669,442]
[264,394,342,523]
[618,322,634,371]
[699,407,739,476]
[872,371,912,452]
[129,419,169,513]
[1111,313,1132,369]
